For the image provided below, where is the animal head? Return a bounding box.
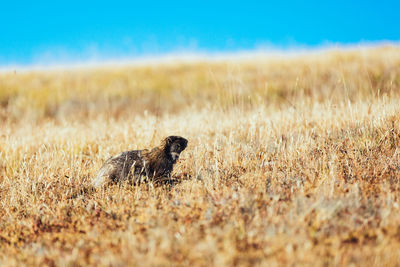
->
[163,136,188,162]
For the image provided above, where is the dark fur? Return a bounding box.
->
[92,136,188,187]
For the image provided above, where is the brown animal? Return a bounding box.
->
[92,136,188,187]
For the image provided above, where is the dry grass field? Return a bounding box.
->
[1,46,400,266]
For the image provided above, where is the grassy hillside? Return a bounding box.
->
[1,46,400,266]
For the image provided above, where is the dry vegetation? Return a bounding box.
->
[1,46,400,266]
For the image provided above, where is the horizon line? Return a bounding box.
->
[1,41,399,72]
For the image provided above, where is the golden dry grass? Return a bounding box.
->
[1,46,400,266]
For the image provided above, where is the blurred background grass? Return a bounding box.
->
[1,46,399,122]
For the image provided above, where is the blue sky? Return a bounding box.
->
[0,0,399,65]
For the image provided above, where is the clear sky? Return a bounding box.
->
[0,0,399,65]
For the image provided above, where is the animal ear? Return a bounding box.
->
[165,136,174,146]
